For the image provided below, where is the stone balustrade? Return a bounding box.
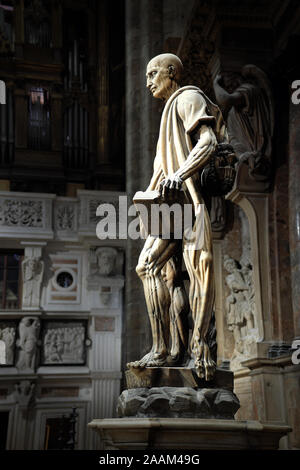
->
[0,189,126,241]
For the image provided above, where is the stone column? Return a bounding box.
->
[124,0,163,366]
[289,96,300,340]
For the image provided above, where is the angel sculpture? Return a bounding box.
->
[213,64,274,182]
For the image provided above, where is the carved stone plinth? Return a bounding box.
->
[88,418,291,450]
[125,367,233,390]
[117,387,240,420]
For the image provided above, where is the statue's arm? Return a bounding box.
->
[174,124,217,182]
[213,74,245,112]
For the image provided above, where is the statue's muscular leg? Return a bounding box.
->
[183,207,216,380]
[127,235,180,368]
[162,256,189,365]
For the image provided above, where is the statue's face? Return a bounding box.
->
[97,252,115,275]
[146,60,171,100]
[225,260,235,274]
[28,259,37,270]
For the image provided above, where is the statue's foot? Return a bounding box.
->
[166,350,186,366]
[127,351,167,369]
[194,340,216,381]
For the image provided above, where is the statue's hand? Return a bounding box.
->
[159,175,183,199]
[214,73,223,86]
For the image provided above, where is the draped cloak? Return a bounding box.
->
[147,86,227,211]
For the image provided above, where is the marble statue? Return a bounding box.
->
[127,53,229,380]
[213,65,274,182]
[22,256,44,309]
[16,317,40,370]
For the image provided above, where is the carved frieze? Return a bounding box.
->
[0,199,43,227]
[0,321,17,365]
[54,199,78,240]
[0,191,126,239]
[78,190,125,236]
[89,199,120,224]
[41,321,87,365]
[0,192,54,238]
[55,205,75,231]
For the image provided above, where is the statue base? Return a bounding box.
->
[88,418,291,450]
[88,366,291,449]
[117,386,240,419]
[125,366,233,389]
[119,367,239,419]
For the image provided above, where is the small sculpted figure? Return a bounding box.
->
[22,256,44,309]
[16,317,40,370]
[2,327,15,364]
[224,255,256,367]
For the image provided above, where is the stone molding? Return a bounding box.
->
[0,189,125,241]
[88,417,291,450]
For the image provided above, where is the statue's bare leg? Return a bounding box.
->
[183,207,215,380]
[162,256,189,365]
[127,235,180,368]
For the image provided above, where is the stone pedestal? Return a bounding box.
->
[120,367,239,419]
[117,387,239,420]
[88,365,291,449]
[125,366,233,389]
[88,418,291,450]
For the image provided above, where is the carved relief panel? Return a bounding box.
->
[0,320,17,366]
[54,198,78,240]
[223,208,259,371]
[40,320,88,365]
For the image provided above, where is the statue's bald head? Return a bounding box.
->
[147,53,183,82]
[146,53,183,100]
